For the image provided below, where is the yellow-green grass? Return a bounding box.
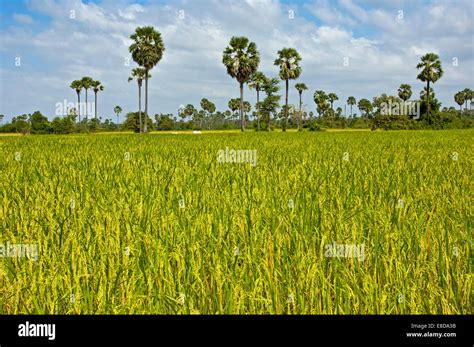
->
[0,129,472,314]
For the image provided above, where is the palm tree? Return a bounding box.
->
[416,53,443,117]
[222,36,260,132]
[454,91,465,112]
[294,83,307,131]
[248,72,267,131]
[274,48,302,131]
[462,88,472,111]
[128,67,151,133]
[328,92,338,111]
[70,80,83,123]
[91,80,104,119]
[129,26,165,133]
[81,77,94,120]
[347,96,356,117]
[398,84,412,102]
[114,106,122,129]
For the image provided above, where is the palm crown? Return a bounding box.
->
[417,53,443,83]
[129,26,165,70]
[274,48,302,81]
[222,36,260,85]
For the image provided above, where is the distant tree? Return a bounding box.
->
[222,36,260,132]
[129,26,165,133]
[357,98,373,117]
[258,77,281,131]
[114,106,122,129]
[347,96,356,117]
[295,83,308,131]
[248,72,268,131]
[328,93,338,111]
[274,48,302,131]
[70,80,83,122]
[80,77,94,120]
[398,84,412,102]
[92,80,104,119]
[417,53,443,117]
[454,91,465,111]
[128,67,151,133]
[30,111,50,134]
[124,111,153,133]
[462,88,472,111]
[313,90,330,117]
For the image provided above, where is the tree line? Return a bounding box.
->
[1,26,473,134]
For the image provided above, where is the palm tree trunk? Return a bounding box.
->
[426,80,430,118]
[144,72,149,133]
[138,82,142,133]
[94,92,98,119]
[284,79,288,132]
[240,82,245,132]
[256,89,260,131]
[85,89,88,121]
[350,105,353,118]
[77,92,81,123]
[298,91,302,131]
[116,114,119,129]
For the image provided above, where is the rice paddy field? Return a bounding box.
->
[0,129,472,314]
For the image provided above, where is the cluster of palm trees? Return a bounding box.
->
[69,77,104,122]
[67,25,461,132]
[454,88,473,111]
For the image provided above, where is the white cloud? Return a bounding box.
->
[13,13,34,25]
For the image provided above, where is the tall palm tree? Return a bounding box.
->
[328,92,338,111]
[129,26,165,133]
[454,91,465,112]
[398,84,412,102]
[70,80,83,123]
[462,88,472,111]
[347,96,356,117]
[416,53,443,117]
[248,72,267,131]
[92,80,104,119]
[81,77,94,120]
[274,48,302,131]
[128,67,151,133]
[294,83,307,131]
[222,36,260,132]
[114,106,122,129]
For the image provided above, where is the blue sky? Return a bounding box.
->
[0,0,473,121]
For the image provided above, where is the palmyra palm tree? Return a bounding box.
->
[274,48,302,131]
[81,76,94,120]
[222,36,260,132]
[417,53,443,117]
[462,88,472,111]
[128,67,151,133]
[454,91,465,112]
[398,84,412,102]
[114,106,122,129]
[294,83,308,131]
[248,72,267,131]
[129,26,165,133]
[70,80,83,123]
[347,96,356,117]
[328,92,338,111]
[92,80,104,119]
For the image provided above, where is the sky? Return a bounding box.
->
[0,0,473,122]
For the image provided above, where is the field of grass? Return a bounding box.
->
[0,129,472,314]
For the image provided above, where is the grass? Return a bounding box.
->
[0,129,472,314]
